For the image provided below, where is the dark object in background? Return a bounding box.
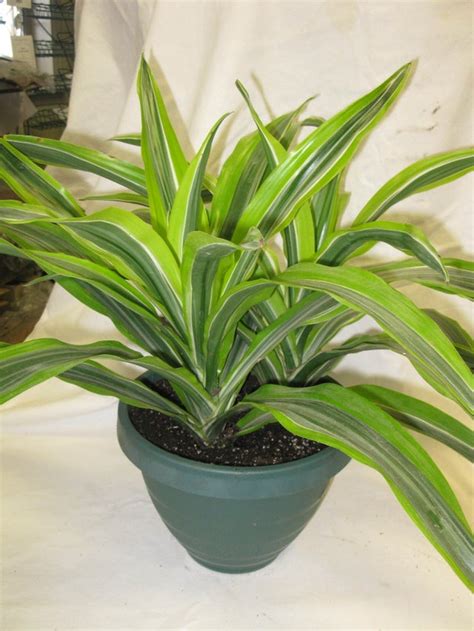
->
[0,254,53,343]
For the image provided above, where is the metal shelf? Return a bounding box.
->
[26,72,72,97]
[23,1,74,21]
[24,106,68,133]
[34,37,75,58]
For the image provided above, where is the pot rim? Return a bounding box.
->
[120,370,347,473]
[117,388,350,498]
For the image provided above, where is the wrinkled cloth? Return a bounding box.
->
[1,1,472,629]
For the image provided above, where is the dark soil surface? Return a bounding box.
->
[129,377,325,467]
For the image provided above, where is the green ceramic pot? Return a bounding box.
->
[117,397,350,574]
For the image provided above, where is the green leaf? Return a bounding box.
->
[204,279,275,392]
[0,339,141,404]
[129,355,216,422]
[235,408,274,436]
[355,149,474,224]
[310,174,346,249]
[219,236,262,294]
[236,79,285,168]
[27,249,164,321]
[168,115,229,259]
[0,236,29,259]
[351,385,474,461]
[316,221,446,277]
[283,203,315,269]
[61,361,191,422]
[137,56,188,232]
[252,292,300,372]
[0,199,68,219]
[236,81,314,302]
[56,208,185,335]
[230,323,285,384]
[292,332,402,384]
[298,309,361,360]
[220,292,345,402]
[277,263,473,413]
[244,383,472,588]
[1,207,185,332]
[424,309,474,370]
[370,258,474,300]
[0,213,88,258]
[301,116,326,128]
[111,132,216,200]
[181,232,239,374]
[59,278,185,366]
[0,140,83,217]
[211,102,312,238]
[5,135,148,195]
[424,309,473,349]
[110,133,141,146]
[232,63,412,242]
[82,192,149,206]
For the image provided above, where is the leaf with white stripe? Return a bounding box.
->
[235,409,275,436]
[181,232,239,373]
[244,383,472,588]
[26,249,161,321]
[355,149,474,225]
[5,135,147,195]
[311,173,348,249]
[370,258,474,299]
[0,199,65,219]
[230,324,285,384]
[1,209,183,326]
[351,385,473,461]
[424,309,474,370]
[252,292,300,372]
[316,221,446,277]
[61,361,191,422]
[233,64,411,242]
[82,192,149,206]
[291,333,402,384]
[236,81,315,301]
[0,236,29,259]
[168,115,229,259]
[277,263,473,413]
[212,101,312,237]
[298,309,361,360]
[130,355,216,421]
[205,279,275,392]
[137,56,188,233]
[110,133,141,146]
[0,339,141,404]
[236,80,284,168]
[58,278,184,366]
[0,140,83,217]
[110,132,216,201]
[58,208,185,334]
[220,292,345,402]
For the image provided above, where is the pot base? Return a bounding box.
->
[187,553,279,574]
[118,395,350,574]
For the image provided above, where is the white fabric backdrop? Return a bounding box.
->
[1,1,473,629]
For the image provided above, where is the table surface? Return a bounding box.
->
[1,391,472,630]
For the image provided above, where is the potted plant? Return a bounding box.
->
[0,58,472,585]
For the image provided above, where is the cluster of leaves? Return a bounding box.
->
[0,58,473,587]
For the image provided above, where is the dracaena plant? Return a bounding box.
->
[0,58,473,587]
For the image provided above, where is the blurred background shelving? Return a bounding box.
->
[0,0,76,341]
[21,0,75,137]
